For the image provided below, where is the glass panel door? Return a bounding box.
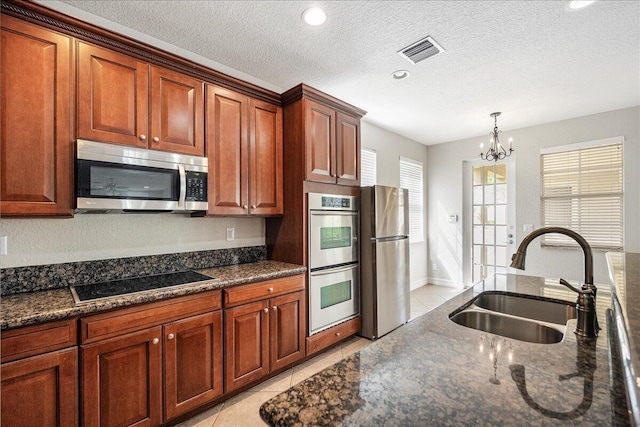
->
[472,163,512,282]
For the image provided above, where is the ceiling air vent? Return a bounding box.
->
[398,36,444,65]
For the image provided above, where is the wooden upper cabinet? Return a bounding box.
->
[304,99,336,184]
[249,99,283,215]
[149,66,204,156]
[0,16,73,216]
[77,43,204,156]
[77,42,148,148]
[336,112,360,186]
[206,84,283,216]
[206,85,249,215]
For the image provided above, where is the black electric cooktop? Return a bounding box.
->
[70,270,215,304]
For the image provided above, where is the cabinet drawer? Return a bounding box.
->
[306,316,361,356]
[223,275,305,308]
[80,290,221,344]
[1,319,77,363]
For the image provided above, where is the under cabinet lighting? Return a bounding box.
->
[302,7,327,26]
[569,1,596,10]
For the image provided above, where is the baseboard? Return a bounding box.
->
[427,277,458,288]
[410,278,428,291]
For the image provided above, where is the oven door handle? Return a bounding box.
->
[310,264,358,276]
[309,211,358,216]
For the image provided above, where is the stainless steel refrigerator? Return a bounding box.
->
[360,185,410,339]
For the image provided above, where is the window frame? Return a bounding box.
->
[540,137,624,250]
[399,156,424,243]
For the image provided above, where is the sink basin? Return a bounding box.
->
[474,293,577,325]
[450,310,565,344]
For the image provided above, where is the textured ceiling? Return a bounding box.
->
[45,0,640,145]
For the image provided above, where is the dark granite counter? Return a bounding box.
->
[606,252,640,425]
[0,260,306,330]
[261,274,622,426]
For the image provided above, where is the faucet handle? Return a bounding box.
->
[559,278,593,295]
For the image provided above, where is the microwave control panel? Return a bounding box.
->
[185,171,208,202]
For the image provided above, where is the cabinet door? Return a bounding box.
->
[304,99,336,183]
[150,66,204,156]
[270,291,305,371]
[1,347,77,427]
[77,42,149,148]
[224,300,269,391]
[249,99,283,215]
[82,327,162,427]
[164,312,223,421]
[206,85,249,215]
[336,112,360,186]
[0,16,73,216]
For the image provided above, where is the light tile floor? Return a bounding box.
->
[177,284,463,427]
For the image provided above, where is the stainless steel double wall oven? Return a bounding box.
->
[307,193,360,335]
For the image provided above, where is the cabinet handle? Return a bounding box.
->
[167,333,175,340]
[243,205,248,209]
[251,205,257,209]
[153,136,160,143]
[335,332,341,337]
[268,287,274,292]
[263,308,269,313]
[272,306,278,311]
[152,338,159,345]
[139,134,147,141]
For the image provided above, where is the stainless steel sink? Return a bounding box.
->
[473,293,577,325]
[450,310,565,344]
[448,292,578,344]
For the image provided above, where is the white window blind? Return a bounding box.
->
[361,148,377,187]
[399,157,424,243]
[540,140,623,250]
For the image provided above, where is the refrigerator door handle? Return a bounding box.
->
[371,235,409,242]
[310,264,358,276]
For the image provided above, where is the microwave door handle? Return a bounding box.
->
[178,165,186,208]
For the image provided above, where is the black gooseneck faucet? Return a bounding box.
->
[509,226,599,338]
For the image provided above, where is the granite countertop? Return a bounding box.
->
[261,274,622,426]
[0,260,306,330]
[606,251,640,424]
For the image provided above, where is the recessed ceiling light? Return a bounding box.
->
[302,7,327,26]
[568,1,596,10]
[392,70,411,80]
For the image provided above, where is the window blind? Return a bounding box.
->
[399,157,424,243]
[361,148,377,187]
[540,141,623,249]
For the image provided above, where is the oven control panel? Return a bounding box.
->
[321,196,351,209]
[309,193,358,212]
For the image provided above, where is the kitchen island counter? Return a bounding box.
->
[1,260,306,330]
[261,274,624,426]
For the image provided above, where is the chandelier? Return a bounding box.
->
[480,112,514,162]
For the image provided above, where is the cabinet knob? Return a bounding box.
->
[167,333,175,340]
[272,306,278,311]
[243,205,248,209]
[335,332,341,337]
[251,205,257,209]
[263,308,269,313]
[268,287,274,292]
[152,338,159,345]
[153,136,160,143]
[139,134,147,141]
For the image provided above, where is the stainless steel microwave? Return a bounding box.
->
[76,139,208,213]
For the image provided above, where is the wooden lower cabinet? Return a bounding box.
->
[81,310,224,426]
[1,347,78,427]
[225,290,305,392]
[82,327,163,427]
[164,311,223,420]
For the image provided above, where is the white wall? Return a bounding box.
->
[0,215,264,268]
[427,106,640,287]
[361,121,429,290]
